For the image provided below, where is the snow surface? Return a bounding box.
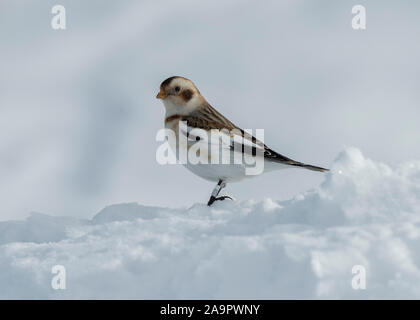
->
[1,147,420,299]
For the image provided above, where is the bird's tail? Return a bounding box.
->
[263,148,329,172]
[288,161,329,172]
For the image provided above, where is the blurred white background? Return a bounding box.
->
[1,0,419,220]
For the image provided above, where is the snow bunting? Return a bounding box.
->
[156,76,328,206]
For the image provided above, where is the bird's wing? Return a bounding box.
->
[181,103,329,172]
[186,103,237,131]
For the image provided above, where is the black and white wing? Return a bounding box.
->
[180,103,329,172]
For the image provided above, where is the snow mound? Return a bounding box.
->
[1,147,420,299]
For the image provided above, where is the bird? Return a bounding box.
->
[156,76,328,206]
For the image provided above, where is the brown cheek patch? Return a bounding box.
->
[181,89,193,102]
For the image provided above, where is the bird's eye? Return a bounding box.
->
[175,86,180,93]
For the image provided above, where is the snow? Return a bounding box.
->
[1,147,420,299]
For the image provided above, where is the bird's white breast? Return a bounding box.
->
[164,118,251,182]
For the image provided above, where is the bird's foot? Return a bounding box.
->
[207,195,233,206]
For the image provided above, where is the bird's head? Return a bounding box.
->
[156,76,204,115]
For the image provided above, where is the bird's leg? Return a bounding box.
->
[207,180,233,206]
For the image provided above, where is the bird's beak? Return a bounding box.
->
[156,89,167,100]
